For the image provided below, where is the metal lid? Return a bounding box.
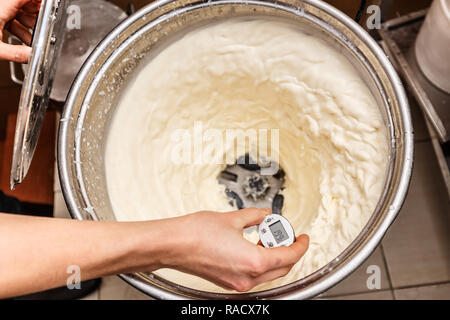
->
[10,0,67,189]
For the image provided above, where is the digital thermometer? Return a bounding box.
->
[258,214,295,248]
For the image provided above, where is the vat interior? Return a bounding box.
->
[69,3,394,296]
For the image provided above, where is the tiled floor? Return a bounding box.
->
[97,276,151,300]
[327,289,395,300]
[320,246,390,298]
[382,142,450,289]
[394,283,450,300]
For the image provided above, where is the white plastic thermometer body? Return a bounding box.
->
[258,214,295,248]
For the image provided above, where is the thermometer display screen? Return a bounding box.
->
[269,221,289,244]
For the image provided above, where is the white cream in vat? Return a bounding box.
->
[104,18,389,292]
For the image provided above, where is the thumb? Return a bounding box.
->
[230,207,270,229]
[262,234,310,269]
[0,42,31,63]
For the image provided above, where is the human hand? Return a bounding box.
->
[158,208,309,292]
[0,0,40,63]
[0,208,308,298]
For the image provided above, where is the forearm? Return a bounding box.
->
[0,209,309,297]
[0,213,172,298]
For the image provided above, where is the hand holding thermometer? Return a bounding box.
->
[258,214,295,248]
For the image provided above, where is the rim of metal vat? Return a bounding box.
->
[58,0,414,300]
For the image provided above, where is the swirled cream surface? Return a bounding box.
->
[105,19,388,292]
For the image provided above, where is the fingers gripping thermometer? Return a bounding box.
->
[258,214,295,248]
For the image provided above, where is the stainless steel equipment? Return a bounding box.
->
[56,0,413,299]
[378,10,450,196]
[415,0,450,95]
[51,0,127,102]
[9,0,127,102]
[379,10,450,143]
[9,0,127,189]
